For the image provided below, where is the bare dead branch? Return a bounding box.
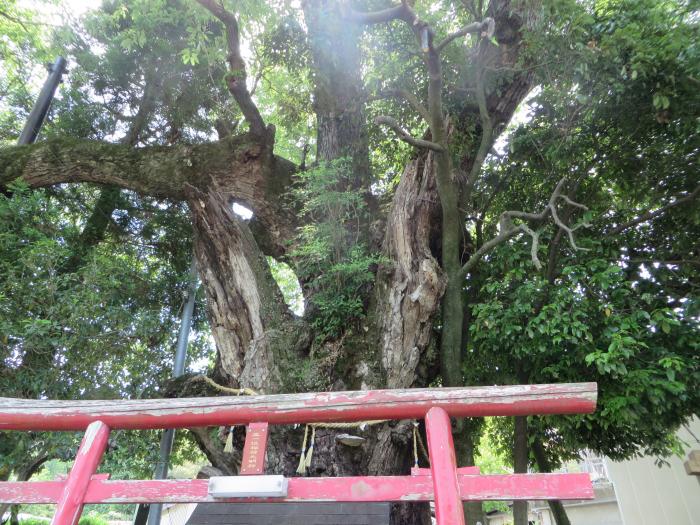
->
[609,184,700,235]
[460,178,590,278]
[375,115,445,152]
[196,0,266,136]
[557,194,588,210]
[435,18,494,53]
[550,199,589,251]
[518,223,542,270]
[547,178,590,251]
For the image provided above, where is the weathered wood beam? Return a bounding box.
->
[0,383,596,431]
[0,473,594,504]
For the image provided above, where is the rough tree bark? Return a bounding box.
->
[366,3,539,523]
[186,187,299,393]
[302,0,371,187]
[376,152,443,390]
[294,5,439,523]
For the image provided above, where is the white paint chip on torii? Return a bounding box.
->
[208,475,288,498]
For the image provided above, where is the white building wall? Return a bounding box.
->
[531,484,623,525]
[605,417,700,525]
[551,499,622,525]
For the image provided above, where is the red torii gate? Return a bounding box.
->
[0,382,597,525]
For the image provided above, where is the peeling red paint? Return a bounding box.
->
[349,480,371,498]
[426,408,465,525]
[0,474,593,504]
[52,421,109,525]
[0,383,597,525]
[0,383,596,431]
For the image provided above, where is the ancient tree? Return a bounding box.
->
[2,0,699,523]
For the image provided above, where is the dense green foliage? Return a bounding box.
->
[463,0,699,463]
[292,158,383,340]
[0,180,210,483]
[0,0,219,492]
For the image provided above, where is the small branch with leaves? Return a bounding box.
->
[609,183,700,235]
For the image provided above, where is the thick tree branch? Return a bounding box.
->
[196,0,266,136]
[460,66,495,207]
[1,138,233,199]
[375,115,445,152]
[609,184,700,235]
[460,221,522,277]
[0,135,298,255]
[435,18,495,52]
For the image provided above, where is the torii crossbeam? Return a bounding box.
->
[0,382,597,525]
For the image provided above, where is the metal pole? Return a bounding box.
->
[172,259,198,378]
[143,259,198,525]
[18,57,67,145]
